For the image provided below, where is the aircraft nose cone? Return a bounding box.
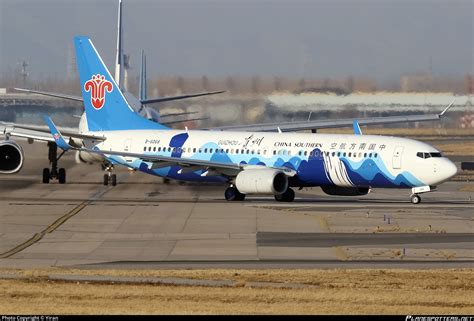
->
[441,160,458,182]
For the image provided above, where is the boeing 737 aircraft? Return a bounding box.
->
[19,36,457,204]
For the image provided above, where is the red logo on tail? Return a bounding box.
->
[84,74,113,110]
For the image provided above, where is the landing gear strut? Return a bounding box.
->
[224,186,246,201]
[275,188,295,202]
[103,164,117,186]
[42,142,66,184]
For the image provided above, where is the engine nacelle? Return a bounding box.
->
[0,140,24,174]
[321,185,370,196]
[235,169,288,195]
[75,150,105,164]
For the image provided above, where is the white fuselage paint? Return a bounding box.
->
[87,129,458,189]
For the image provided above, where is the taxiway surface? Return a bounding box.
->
[0,142,472,269]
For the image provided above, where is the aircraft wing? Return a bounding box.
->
[14,88,83,102]
[1,121,106,143]
[208,100,455,132]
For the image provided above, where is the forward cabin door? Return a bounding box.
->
[392,146,404,169]
[123,138,133,163]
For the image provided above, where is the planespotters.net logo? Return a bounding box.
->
[406,316,473,321]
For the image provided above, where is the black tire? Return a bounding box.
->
[58,168,66,184]
[275,188,295,202]
[103,174,109,186]
[42,168,50,184]
[411,194,421,204]
[225,187,245,201]
[111,174,117,186]
[163,178,171,184]
[235,192,246,201]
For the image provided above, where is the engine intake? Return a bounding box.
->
[0,140,24,174]
[75,150,105,164]
[235,169,288,195]
[321,185,369,196]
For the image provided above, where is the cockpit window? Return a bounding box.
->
[417,152,443,159]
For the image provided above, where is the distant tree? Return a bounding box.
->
[251,76,260,94]
[273,76,282,92]
[201,75,209,91]
[225,76,235,92]
[177,76,185,92]
[298,78,306,90]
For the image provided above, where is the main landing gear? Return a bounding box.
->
[274,188,295,202]
[42,142,66,184]
[224,186,246,201]
[224,186,296,202]
[103,164,117,186]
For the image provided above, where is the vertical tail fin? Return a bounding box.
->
[139,50,147,101]
[114,0,124,90]
[74,36,169,131]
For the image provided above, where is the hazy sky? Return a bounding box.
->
[0,0,472,81]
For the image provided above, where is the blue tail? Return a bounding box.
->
[74,36,169,131]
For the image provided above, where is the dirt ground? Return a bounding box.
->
[1,268,473,314]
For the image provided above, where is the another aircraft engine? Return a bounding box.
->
[75,151,104,164]
[235,169,288,195]
[0,140,24,174]
[320,185,370,196]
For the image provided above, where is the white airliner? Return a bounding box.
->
[6,35,453,205]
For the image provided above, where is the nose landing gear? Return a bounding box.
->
[410,185,434,204]
[42,142,66,184]
[410,194,421,204]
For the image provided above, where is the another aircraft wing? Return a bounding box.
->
[208,100,455,132]
[141,90,226,105]
[14,88,83,102]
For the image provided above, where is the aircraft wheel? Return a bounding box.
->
[103,174,109,186]
[42,168,50,184]
[163,178,171,184]
[111,174,117,186]
[275,188,295,202]
[58,168,66,184]
[410,194,421,204]
[225,187,245,201]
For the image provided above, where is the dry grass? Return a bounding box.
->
[1,268,473,314]
[433,143,474,156]
[459,184,474,192]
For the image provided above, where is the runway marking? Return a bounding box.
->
[0,186,111,259]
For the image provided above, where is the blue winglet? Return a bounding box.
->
[44,116,71,151]
[352,120,362,135]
